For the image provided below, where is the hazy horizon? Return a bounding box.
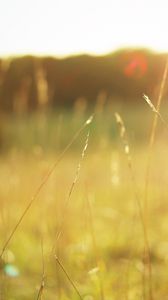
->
[1,0,167,58]
[0,46,168,60]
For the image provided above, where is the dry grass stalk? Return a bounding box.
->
[143,58,168,215]
[142,57,168,300]
[0,115,94,259]
[55,256,83,300]
[115,112,153,300]
[54,129,91,246]
[143,93,168,128]
[52,129,91,298]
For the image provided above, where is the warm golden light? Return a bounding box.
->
[0,0,167,57]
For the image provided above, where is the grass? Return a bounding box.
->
[0,104,168,299]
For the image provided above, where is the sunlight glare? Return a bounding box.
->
[0,0,167,57]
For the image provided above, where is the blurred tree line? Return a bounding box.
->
[0,48,167,113]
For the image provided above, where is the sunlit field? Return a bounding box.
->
[0,102,168,300]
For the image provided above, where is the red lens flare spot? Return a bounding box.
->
[124,54,147,78]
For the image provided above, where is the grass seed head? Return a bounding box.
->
[85,115,94,125]
[143,94,157,113]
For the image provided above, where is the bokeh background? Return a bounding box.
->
[0,1,168,300]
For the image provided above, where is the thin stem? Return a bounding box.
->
[144,58,168,218]
[143,58,168,300]
[115,112,152,299]
[0,115,94,259]
[55,256,83,300]
[54,130,91,248]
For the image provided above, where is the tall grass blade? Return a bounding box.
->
[143,57,168,300]
[115,112,153,300]
[54,130,91,246]
[55,256,83,300]
[143,58,168,214]
[0,115,94,259]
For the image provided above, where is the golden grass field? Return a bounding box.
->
[0,102,168,300]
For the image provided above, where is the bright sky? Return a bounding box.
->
[0,0,168,57]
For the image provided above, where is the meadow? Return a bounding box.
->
[0,102,168,300]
